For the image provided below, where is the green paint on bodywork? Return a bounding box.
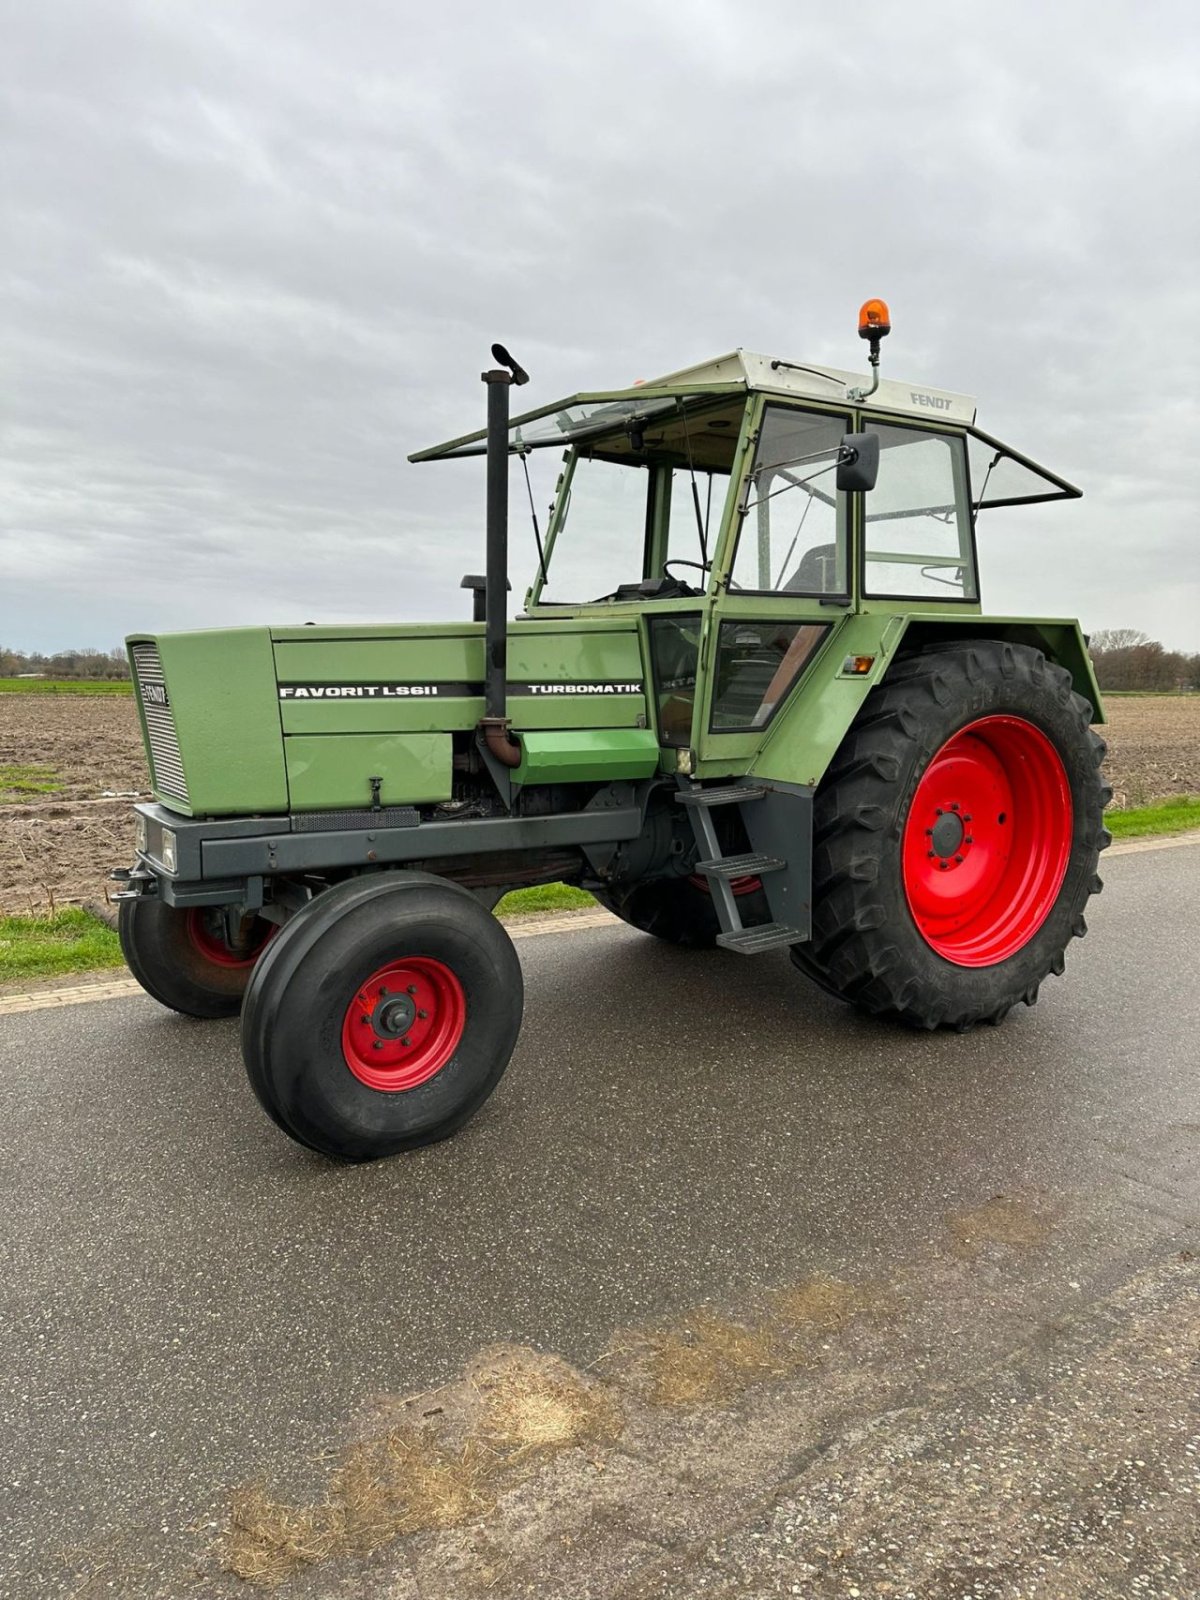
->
[133,618,654,816]
[741,612,1102,790]
[514,728,660,785]
[285,733,452,808]
[130,628,287,816]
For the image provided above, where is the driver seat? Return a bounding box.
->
[783,543,840,594]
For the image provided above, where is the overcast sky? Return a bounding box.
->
[2,0,1198,654]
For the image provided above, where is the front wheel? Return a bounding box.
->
[240,872,523,1161]
[118,898,276,1018]
[792,641,1111,1030]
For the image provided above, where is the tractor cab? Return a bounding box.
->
[411,341,1080,765]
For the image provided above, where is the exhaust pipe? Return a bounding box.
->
[478,344,527,768]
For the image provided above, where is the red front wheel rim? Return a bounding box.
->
[902,715,1073,967]
[341,956,467,1092]
[185,910,275,969]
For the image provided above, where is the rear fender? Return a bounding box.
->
[896,618,1104,723]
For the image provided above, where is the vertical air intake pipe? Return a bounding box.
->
[478,344,527,768]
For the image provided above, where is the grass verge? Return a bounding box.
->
[1106,794,1200,839]
[0,887,597,985]
[0,678,132,695]
[495,883,595,915]
[0,909,123,984]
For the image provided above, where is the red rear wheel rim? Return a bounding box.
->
[902,715,1072,967]
[185,910,274,969]
[341,957,466,1092]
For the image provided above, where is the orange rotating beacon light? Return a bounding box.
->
[848,298,891,402]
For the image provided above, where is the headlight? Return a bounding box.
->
[135,813,148,853]
[161,829,178,873]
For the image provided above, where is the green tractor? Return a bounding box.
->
[113,303,1110,1161]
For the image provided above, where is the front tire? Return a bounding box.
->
[240,872,523,1161]
[118,898,275,1018]
[791,641,1110,1030]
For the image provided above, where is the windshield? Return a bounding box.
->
[532,399,742,604]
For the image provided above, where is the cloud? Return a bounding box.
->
[1,0,1197,651]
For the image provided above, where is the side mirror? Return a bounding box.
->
[836,431,879,493]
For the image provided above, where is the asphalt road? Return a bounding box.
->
[2,841,1199,1598]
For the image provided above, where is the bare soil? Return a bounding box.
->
[1,696,148,915]
[1098,695,1200,807]
[2,692,1198,916]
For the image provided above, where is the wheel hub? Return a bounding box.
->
[929,809,966,859]
[373,993,416,1038]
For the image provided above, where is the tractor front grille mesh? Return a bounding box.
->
[130,641,190,805]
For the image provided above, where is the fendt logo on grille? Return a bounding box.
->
[140,683,170,708]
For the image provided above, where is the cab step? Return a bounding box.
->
[716,922,804,955]
[695,851,785,880]
[676,784,767,809]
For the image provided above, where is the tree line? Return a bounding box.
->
[3,632,1196,691]
[1088,630,1199,692]
[0,646,130,680]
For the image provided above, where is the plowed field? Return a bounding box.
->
[2,692,1198,915]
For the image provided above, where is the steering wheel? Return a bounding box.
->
[664,559,711,581]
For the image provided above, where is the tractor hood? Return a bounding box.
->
[128,618,659,818]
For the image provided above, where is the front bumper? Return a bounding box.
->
[111,797,646,909]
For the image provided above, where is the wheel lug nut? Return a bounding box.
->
[939,862,949,871]
[965,836,973,844]
[401,1036,411,1047]
[406,985,417,996]
[927,851,935,859]
[935,808,944,816]
[954,854,964,864]
[379,987,389,998]
[417,1009,428,1019]
[372,1040,384,1051]
[360,1014,370,1025]
[924,828,933,836]
[963,815,972,823]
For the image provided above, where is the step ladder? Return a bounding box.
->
[676,783,805,954]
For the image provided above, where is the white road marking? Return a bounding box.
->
[2,836,1195,1018]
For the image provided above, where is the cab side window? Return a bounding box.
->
[863,425,976,600]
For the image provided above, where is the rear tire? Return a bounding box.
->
[595,875,770,949]
[240,872,523,1161]
[119,898,275,1018]
[791,640,1110,1030]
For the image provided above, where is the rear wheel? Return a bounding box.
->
[791,640,1110,1029]
[118,898,275,1018]
[240,872,523,1161]
[595,874,769,949]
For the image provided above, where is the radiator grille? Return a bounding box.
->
[130,641,190,805]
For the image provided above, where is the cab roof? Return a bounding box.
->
[408,347,977,462]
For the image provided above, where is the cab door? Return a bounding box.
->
[694,400,854,769]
